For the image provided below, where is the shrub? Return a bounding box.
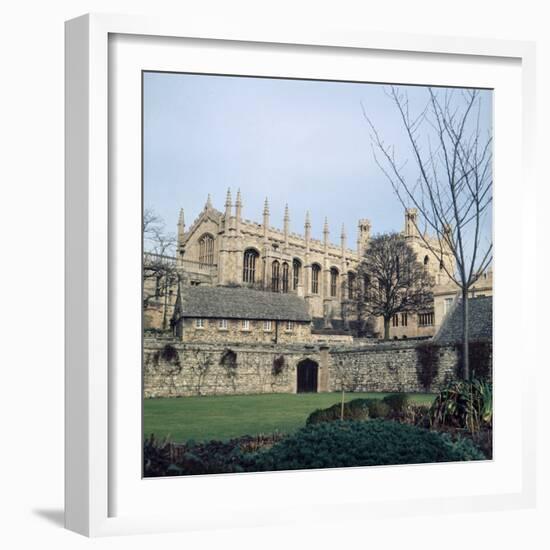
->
[429,379,493,433]
[306,399,370,425]
[444,434,486,461]
[144,421,488,477]
[364,399,391,418]
[407,403,431,428]
[143,434,181,477]
[253,420,485,472]
[143,434,266,477]
[382,393,410,413]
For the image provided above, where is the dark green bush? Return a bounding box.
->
[382,393,410,413]
[144,420,487,477]
[364,399,391,418]
[253,420,485,472]
[306,399,369,425]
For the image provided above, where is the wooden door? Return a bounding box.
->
[297,359,318,393]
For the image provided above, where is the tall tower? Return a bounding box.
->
[357,219,371,258]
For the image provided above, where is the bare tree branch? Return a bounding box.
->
[364,86,493,379]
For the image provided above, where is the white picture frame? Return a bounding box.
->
[65,13,537,537]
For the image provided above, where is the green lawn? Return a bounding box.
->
[143,392,435,443]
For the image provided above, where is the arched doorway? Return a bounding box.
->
[297,359,319,393]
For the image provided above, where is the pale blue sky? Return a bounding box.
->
[143,72,492,247]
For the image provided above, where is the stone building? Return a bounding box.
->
[433,270,493,331]
[170,285,312,344]
[434,295,493,344]
[143,294,493,398]
[149,190,456,338]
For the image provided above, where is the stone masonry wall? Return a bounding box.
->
[144,338,322,398]
[144,337,470,398]
[329,341,460,394]
[180,318,312,345]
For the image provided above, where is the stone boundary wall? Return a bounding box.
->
[329,341,459,394]
[144,338,323,398]
[143,337,473,398]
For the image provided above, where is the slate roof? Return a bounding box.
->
[434,295,493,344]
[175,285,311,322]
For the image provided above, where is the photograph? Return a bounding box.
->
[141,71,494,477]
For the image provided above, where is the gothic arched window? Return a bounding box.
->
[198,234,214,267]
[347,272,356,299]
[243,249,259,284]
[282,262,290,293]
[272,260,280,292]
[330,267,339,297]
[293,259,302,290]
[311,264,321,294]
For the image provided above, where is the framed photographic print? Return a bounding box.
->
[65,13,537,536]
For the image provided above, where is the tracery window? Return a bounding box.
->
[272,260,280,292]
[198,234,214,266]
[282,262,289,293]
[293,259,301,290]
[243,249,259,284]
[311,264,321,294]
[330,268,339,297]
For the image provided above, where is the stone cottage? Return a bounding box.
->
[170,284,312,344]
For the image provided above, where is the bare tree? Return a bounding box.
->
[364,86,492,378]
[355,233,434,339]
[143,209,178,330]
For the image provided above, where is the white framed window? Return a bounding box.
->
[241,319,250,331]
[263,320,272,331]
[218,319,228,330]
[195,318,205,329]
[444,297,453,314]
[285,320,294,332]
